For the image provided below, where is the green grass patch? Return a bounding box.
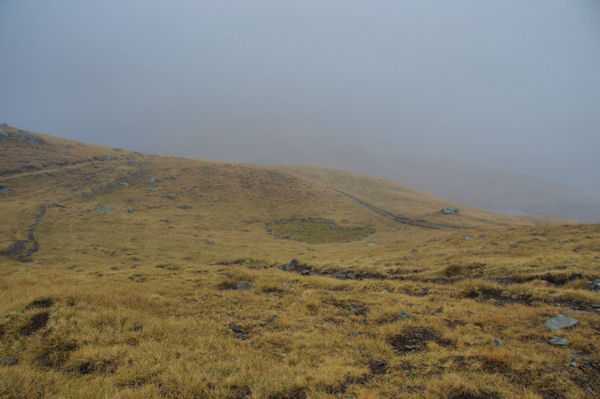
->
[267,218,374,243]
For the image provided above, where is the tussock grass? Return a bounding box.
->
[0,128,598,397]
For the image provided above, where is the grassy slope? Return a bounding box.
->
[0,127,598,399]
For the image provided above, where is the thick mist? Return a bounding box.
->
[1,1,599,219]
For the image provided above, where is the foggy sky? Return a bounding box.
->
[1,0,599,197]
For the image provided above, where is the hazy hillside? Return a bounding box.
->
[1,126,599,399]
[142,131,600,223]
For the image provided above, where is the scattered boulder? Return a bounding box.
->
[126,208,134,213]
[229,323,245,339]
[196,196,203,201]
[545,315,579,331]
[301,269,311,276]
[160,219,171,223]
[236,284,252,291]
[177,205,191,210]
[397,310,411,320]
[149,177,157,185]
[441,207,460,215]
[392,226,406,232]
[559,238,569,243]
[283,259,299,271]
[368,243,376,247]
[463,235,472,240]
[93,206,117,215]
[120,182,128,187]
[0,127,8,137]
[0,358,18,366]
[589,280,600,292]
[13,132,45,144]
[492,338,502,347]
[170,175,179,180]
[212,197,219,201]
[410,248,418,253]
[205,239,214,244]
[133,324,143,331]
[548,337,568,346]
[0,188,12,194]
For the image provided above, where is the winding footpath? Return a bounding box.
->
[334,189,467,230]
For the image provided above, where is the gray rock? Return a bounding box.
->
[177,205,191,210]
[346,272,356,280]
[548,337,568,346]
[93,206,117,215]
[545,315,579,331]
[105,156,111,160]
[463,235,472,240]
[196,196,203,201]
[410,248,418,253]
[397,310,411,320]
[283,259,299,271]
[301,269,311,276]
[228,323,244,339]
[441,207,460,215]
[126,208,134,213]
[120,182,128,187]
[350,331,361,337]
[0,128,8,137]
[0,188,12,194]
[126,159,135,166]
[567,259,576,264]
[133,324,143,331]
[236,284,252,291]
[205,239,214,244]
[14,132,44,144]
[492,338,502,347]
[589,280,600,292]
[212,197,218,201]
[160,219,171,223]
[559,238,569,243]
[392,226,406,232]
[367,243,376,247]
[149,176,157,185]
[170,175,179,180]
[0,358,18,366]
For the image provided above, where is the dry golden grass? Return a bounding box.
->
[0,127,599,398]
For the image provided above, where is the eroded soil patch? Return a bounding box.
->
[387,326,449,355]
[20,311,50,336]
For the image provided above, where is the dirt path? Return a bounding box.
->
[2,205,46,262]
[334,189,467,229]
[2,161,148,262]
